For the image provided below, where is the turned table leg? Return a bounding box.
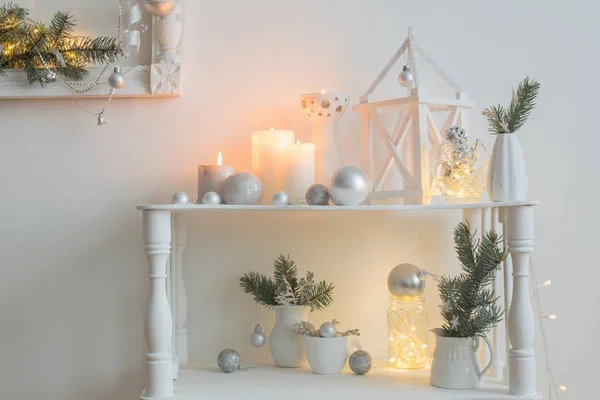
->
[142,210,173,399]
[506,206,537,396]
[174,214,188,365]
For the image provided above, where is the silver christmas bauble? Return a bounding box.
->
[141,0,177,16]
[171,192,190,204]
[202,191,221,205]
[328,166,370,206]
[398,64,414,87]
[318,322,337,338]
[387,263,426,297]
[305,184,330,206]
[222,173,263,205]
[249,324,266,347]
[46,70,57,82]
[108,66,126,89]
[217,349,240,373]
[349,350,372,375]
[271,191,290,205]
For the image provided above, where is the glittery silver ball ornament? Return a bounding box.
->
[249,324,266,347]
[45,70,57,82]
[108,66,126,89]
[271,191,290,205]
[349,350,372,375]
[443,126,468,143]
[222,172,263,205]
[202,191,221,205]
[387,263,426,297]
[305,184,330,206]
[171,192,190,204]
[328,166,370,206]
[217,349,241,373]
[398,64,414,87]
[318,322,337,338]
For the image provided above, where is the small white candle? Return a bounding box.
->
[252,127,295,204]
[283,141,316,204]
[197,152,234,203]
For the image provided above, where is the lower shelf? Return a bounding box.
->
[171,364,541,400]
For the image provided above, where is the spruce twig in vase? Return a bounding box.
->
[482,76,541,134]
[438,222,507,338]
[240,254,335,310]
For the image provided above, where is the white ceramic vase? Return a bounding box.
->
[487,133,528,202]
[268,305,310,368]
[304,336,362,375]
[430,328,493,390]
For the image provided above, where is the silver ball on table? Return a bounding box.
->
[222,172,263,205]
[387,263,426,297]
[108,66,126,89]
[328,166,370,206]
[271,191,290,205]
[202,191,221,205]
[318,322,337,338]
[349,350,372,375]
[171,192,190,204]
[305,184,330,205]
[249,324,267,347]
[398,64,414,87]
[217,348,241,373]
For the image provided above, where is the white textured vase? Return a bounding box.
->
[487,133,528,202]
[269,306,310,368]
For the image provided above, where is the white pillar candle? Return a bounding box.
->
[252,127,295,204]
[197,152,234,203]
[283,141,316,204]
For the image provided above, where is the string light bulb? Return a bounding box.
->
[555,384,567,391]
[542,314,557,320]
[538,280,552,288]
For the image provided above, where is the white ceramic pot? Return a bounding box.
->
[303,336,359,375]
[487,133,528,202]
[430,328,493,390]
[268,306,310,368]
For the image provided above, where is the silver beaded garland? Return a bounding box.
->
[318,322,337,338]
[271,191,290,205]
[202,191,221,205]
[387,263,426,297]
[171,192,190,205]
[217,349,241,373]
[328,166,370,206]
[305,184,330,206]
[349,350,372,375]
[249,324,266,347]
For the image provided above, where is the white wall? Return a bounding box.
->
[1,1,598,399]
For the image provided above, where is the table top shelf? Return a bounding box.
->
[170,364,539,400]
[137,200,538,212]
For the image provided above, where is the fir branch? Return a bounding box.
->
[239,272,278,307]
[482,77,540,134]
[306,280,335,311]
[273,255,299,300]
[49,11,75,46]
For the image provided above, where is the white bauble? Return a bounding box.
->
[328,166,370,206]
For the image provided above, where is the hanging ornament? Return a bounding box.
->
[217,349,241,373]
[249,324,266,348]
[108,66,126,89]
[397,64,414,87]
[97,114,107,126]
[349,350,373,375]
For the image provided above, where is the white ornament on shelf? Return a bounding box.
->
[272,191,290,205]
[171,192,190,204]
[305,184,330,206]
[300,91,349,185]
[355,26,474,205]
[202,191,221,205]
[328,166,370,206]
[222,173,263,205]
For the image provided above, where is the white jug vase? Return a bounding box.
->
[269,305,310,368]
[487,133,528,202]
[430,328,493,390]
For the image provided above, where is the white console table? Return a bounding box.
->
[136,201,540,399]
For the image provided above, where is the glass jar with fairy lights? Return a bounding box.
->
[386,263,429,369]
[432,126,489,204]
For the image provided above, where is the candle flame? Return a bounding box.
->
[296,140,300,144]
[270,126,275,131]
[321,88,326,94]
[217,152,222,166]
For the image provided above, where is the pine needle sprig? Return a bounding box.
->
[273,255,300,300]
[306,280,335,310]
[239,272,278,307]
[482,77,540,134]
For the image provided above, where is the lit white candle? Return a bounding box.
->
[252,127,295,204]
[283,141,315,204]
[197,152,234,203]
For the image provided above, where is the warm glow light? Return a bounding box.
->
[539,280,552,288]
[217,152,222,166]
[388,296,428,370]
[270,126,275,131]
[543,314,557,320]
[556,384,567,391]
[296,140,300,145]
[321,88,326,94]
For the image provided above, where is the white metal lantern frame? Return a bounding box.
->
[354,27,475,205]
